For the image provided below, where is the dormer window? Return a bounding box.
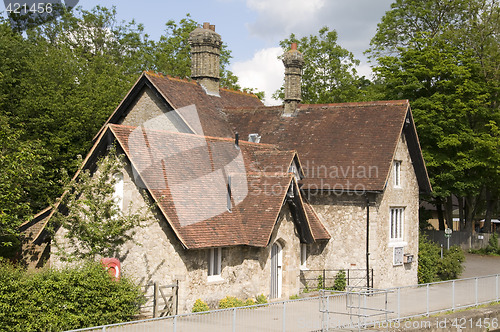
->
[248,133,261,143]
[394,161,401,188]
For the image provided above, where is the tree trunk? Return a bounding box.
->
[458,196,464,231]
[436,198,445,231]
[445,195,454,230]
[484,189,495,233]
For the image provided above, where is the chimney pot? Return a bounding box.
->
[209,24,215,31]
[203,22,210,29]
[291,43,297,50]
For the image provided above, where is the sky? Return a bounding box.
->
[3,0,395,105]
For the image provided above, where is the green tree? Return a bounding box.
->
[0,115,45,257]
[51,149,150,260]
[369,0,500,231]
[150,14,241,90]
[275,27,370,103]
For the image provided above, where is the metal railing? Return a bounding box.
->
[66,274,500,332]
[300,268,373,291]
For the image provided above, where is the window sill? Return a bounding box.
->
[207,275,224,284]
[388,241,407,248]
[300,266,309,271]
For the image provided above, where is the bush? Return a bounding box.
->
[317,274,324,289]
[418,234,440,283]
[255,294,268,304]
[437,246,466,280]
[243,298,255,306]
[418,234,465,283]
[0,260,144,332]
[333,270,346,291]
[192,299,209,312]
[218,296,244,309]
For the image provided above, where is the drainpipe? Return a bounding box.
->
[366,194,370,289]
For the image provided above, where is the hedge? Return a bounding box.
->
[0,260,144,331]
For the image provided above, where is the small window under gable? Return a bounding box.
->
[208,248,222,281]
[394,160,401,188]
[248,133,261,143]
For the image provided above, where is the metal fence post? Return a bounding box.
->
[232,307,236,332]
[173,315,177,332]
[426,284,429,316]
[326,295,330,329]
[397,288,400,320]
[452,280,455,311]
[475,277,478,306]
[497,275,499,302]
[283,301,286,332]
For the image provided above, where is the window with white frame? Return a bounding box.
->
[300,243,307,270]
[390,207,404,241]
[394,161,401,187]
[208,248,222,280]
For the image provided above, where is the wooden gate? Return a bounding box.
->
[153,281,179,317]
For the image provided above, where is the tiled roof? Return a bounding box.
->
[96,72,264,141]
[224,100,431,192]
[302,199,330,241]
[109,124,322,248]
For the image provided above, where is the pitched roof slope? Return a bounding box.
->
[224,100,430,192]
[109,124,321,248]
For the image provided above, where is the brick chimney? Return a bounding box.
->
[282,43,304,116]
[188,22,222,96]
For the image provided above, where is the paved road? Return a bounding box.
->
[461,253,500,279]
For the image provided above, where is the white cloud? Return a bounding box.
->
[231,47,284,106]
[246,0,325,40]
[243,0,393,72]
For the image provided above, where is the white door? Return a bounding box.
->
[270,242,282,299]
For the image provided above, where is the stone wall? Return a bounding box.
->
[306,134,419,288]
[120,87,188,133]
[51,158,302,314]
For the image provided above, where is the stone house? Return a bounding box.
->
[20,22,431,313]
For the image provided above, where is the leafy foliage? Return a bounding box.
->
[0,8,248,247]
[51,148,150,260]
[191,298,209,313]
[0,260,144,331]
[218,296,244,309]
[276,27,373,104]
[418,234,465,283]
[0,115,45,256]
[370,0,500,229]
[437,246,466,280]
[333,270,347,291]
[255,294,268,304]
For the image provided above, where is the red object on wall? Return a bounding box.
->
[101,258,121,280]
